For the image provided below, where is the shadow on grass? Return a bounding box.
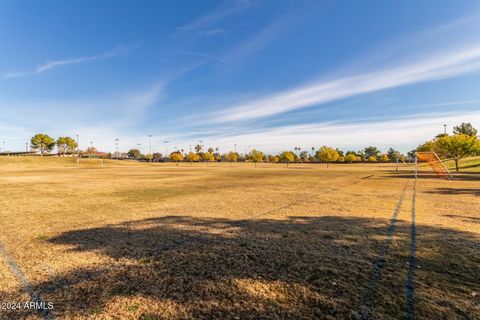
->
[22,216,480,319]
[443,214,480,224]
[383,171,480,181]
[425,188,480,196]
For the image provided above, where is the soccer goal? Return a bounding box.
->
[415,151,452,180]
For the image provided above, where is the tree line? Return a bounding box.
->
[26,122,479,170]
[131,145,407,166]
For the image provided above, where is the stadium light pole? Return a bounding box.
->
[148,135,152,162]
[164,141,169,158]
[137,143,142,158]
[115,138,119,159]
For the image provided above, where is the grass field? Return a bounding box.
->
[0,157,479,319]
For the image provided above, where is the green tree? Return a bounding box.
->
[249,149,264,167]
[356,151,366,162]
[299,151,309,162]
[316,146,340,168]
[453,122,478,137]
[127,149,141,159]
[435,134,478,171]
[363,146,380,160]
[416,140,435,152]
[195,144,203,153]
[387,148,402,162]
[56,136,78,156]
[279,151,295,167]
[31,134,55,156]
[152,153,163,160]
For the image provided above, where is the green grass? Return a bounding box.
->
[443,156,480,172]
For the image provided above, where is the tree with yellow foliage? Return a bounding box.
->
[169,151,183,166]
[249,149,264,167]
[186,152,200,165]
[379,154,390,162]
[316,146,340,168]
[280,151,295,167]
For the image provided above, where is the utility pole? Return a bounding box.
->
[148,135,152,162]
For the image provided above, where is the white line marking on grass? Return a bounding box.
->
[0,242,54,320]
[405,179,417,320]
[357,180,409,319]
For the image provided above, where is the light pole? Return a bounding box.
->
[89,141,93,158]
[26,142,28,153]
[164,141,169,158]
[148,135,152,162]
[443,124,447,135]
[234,144,237,153]
[115,138,119,159]
[137,143,142,159]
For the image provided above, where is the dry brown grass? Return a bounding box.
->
[0,157,479,319]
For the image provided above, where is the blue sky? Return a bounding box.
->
[1,0,480,154]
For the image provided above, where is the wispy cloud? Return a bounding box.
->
[0,82,163,142]
[185,110,480,153]
[176,0,252,34]
[210,44,480,123]
[204,29,228,36]
[2,44,137,79]
[160,51,227,63]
